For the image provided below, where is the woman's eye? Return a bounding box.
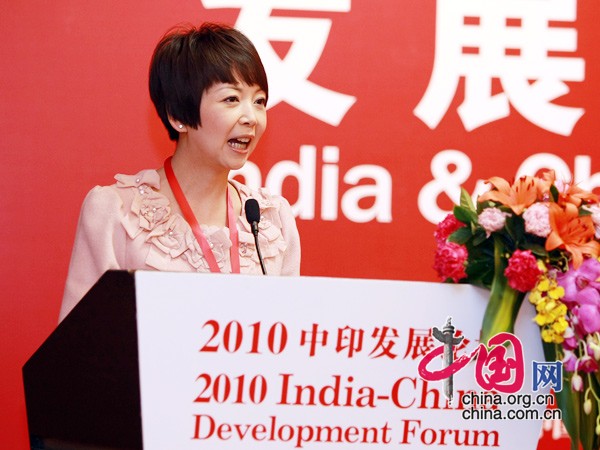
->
[255,97,267,106]
[224,96,238,103]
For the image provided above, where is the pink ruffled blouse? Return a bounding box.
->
[59,170,301,321]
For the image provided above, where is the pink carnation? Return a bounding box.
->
[478,207,510,236]
[522,202,551,238]
[434,241,468,282]
[504,249,542,292]
[434,213,463,244]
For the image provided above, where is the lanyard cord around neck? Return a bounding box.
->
[164,156,240,274]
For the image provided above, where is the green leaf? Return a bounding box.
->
[480,235,526,343]
[512,215,526,242]
[541,341,583,449]
[551,368,600,450]
[553,378,580,450]
[459,188,476,211]
[481,277,525,343]
[541,341,556,361]
[453,205,478,226]
[449,227,473,245]
[520,242,548,258]
[579,373,598,450]
[465,260,494,288]
[472,229,490,247]
[540,343,580,447]
[589,371,600,449]
[550,185,559,202]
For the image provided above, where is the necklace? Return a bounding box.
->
[164,156,240,273]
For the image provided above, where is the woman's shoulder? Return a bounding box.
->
[114,169,161,191]
[83,169,161,201]
[79,169,163,218]
[79,168,175,242]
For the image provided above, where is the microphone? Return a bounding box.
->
[244,198,267,275]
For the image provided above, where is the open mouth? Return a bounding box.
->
[228,137,251,151]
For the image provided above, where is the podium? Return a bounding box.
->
[23,271,142,449]
[24,270,546,450]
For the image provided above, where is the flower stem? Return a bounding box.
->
[480,235,525,344]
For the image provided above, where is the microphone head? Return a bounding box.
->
[244,198,261,224]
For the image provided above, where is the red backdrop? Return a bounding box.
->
[2,0,598,448]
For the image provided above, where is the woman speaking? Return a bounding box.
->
[59,23,301,321]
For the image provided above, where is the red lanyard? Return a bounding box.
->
[164,157,240,273]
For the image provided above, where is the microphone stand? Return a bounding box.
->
[245,198,267,275]
[251,221,267,275]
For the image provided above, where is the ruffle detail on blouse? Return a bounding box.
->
[115,171,287,272]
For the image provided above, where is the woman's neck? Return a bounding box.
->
[162,151,233,227]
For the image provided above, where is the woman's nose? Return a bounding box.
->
[239,102,257,126]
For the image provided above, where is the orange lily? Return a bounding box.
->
[541,170,598,207]
[537,170,555,200]
[478,175,538,215]
[546,203,600,268]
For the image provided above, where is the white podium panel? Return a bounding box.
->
[134,272,546,450]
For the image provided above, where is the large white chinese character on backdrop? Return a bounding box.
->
[414,0,585,136]
[201,0,356,126]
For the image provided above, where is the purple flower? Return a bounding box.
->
[578,353,599,373]
[557,258,600,306]
[576,304,600,334]
[562,327,578,351]
[563,350,577,371]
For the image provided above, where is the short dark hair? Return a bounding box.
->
[149,22,268,141]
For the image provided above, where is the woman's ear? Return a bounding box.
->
[167,116,187,133]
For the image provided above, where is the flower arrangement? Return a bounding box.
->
[433,171,600,450]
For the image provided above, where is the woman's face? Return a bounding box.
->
[185,80,267,171]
